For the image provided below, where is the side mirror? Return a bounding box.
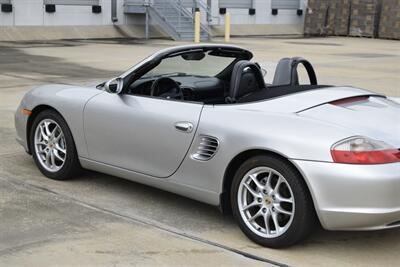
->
[104,77,123,94]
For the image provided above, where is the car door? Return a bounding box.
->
[83,92,203,178]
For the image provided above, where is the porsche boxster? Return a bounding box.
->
[15,44,400,248]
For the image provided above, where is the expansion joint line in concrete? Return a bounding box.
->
[0,176,291,267]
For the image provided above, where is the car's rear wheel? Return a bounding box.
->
[30,109,82,180]
[231,155,315,248]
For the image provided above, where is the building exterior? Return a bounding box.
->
[0,0,306,41]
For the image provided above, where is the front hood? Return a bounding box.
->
[298,95,400,148]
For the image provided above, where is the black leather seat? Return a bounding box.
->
[227,60,266,103]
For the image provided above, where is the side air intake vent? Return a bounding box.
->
[192,136,219,161]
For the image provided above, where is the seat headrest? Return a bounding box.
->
[272,57,317,86]
[229,60,266,102]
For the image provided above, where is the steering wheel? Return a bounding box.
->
[150,77,183,100]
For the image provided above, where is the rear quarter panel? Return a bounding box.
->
[171,104,357,196]
[390,97,400,104]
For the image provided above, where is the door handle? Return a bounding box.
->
[174,122,194,133]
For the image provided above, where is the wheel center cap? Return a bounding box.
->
[264,196,273,205]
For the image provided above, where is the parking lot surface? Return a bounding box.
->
[0,37,399,266]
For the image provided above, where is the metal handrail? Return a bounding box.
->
[156,0,211,36]
[147,5,181,40]
[125,0,212,39]
[195,0,219,24]
[171,0,212,35]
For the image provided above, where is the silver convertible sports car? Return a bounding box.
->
[15,44,400,248]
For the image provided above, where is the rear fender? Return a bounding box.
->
[389,97,400,104]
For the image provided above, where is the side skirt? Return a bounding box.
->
[79,157,221,207]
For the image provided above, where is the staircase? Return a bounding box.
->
[124,0,211,41]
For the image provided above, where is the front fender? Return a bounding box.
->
[16,84,102,158]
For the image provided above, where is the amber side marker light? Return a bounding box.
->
[21,109,32,116]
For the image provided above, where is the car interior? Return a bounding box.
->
[125,49,330,105]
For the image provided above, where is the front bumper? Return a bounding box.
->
[292,160,400,230]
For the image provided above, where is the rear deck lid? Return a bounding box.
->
[298,95,400,148]
[244,86,383,113]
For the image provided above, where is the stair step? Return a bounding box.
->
[154,8,179,12]
[181,33,209,36]
[154,9,179,14]
[149,3,210,41]
[165,22,193,28]
[156,12,179,16]
[174,28,207,33]
[175,27,196,31]
[164,16,192,21]
[180,37,209,41]
[180,33,209,38]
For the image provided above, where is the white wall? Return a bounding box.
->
[0,0,128,26]
[0,9,13,26]
[1,0,305,27]
[211,0,306,26]
[44,5,101,26]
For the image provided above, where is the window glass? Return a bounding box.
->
[142,52,235,78]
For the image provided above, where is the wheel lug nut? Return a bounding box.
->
[257,198,262,202]
[262,208,267,213]
[263,190,267,194]
[272,207,275,212]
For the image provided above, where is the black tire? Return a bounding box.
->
[30,109,82,180]
[231,154,316,248]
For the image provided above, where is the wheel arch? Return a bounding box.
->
[220,149,319,224]
[26,105,64,154]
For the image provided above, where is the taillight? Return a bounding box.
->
[331,137,400,164]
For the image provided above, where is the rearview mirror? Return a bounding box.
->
[105,77,123,94]
[181,51,206,61]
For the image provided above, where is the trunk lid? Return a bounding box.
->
[298,95,400,148]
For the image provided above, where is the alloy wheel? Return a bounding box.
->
[34,119,67,172]
[237,166,295,238]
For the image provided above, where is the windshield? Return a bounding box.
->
[142,51,236,78]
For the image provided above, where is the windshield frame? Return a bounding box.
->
[119,44,253,94]
[140,51,239,79]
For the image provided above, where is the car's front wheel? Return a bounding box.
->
[231,155,315,248]
[30,109,82,180]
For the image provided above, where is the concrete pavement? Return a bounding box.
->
[0,37,399,267]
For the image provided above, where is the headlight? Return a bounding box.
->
[331,136,400,164]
